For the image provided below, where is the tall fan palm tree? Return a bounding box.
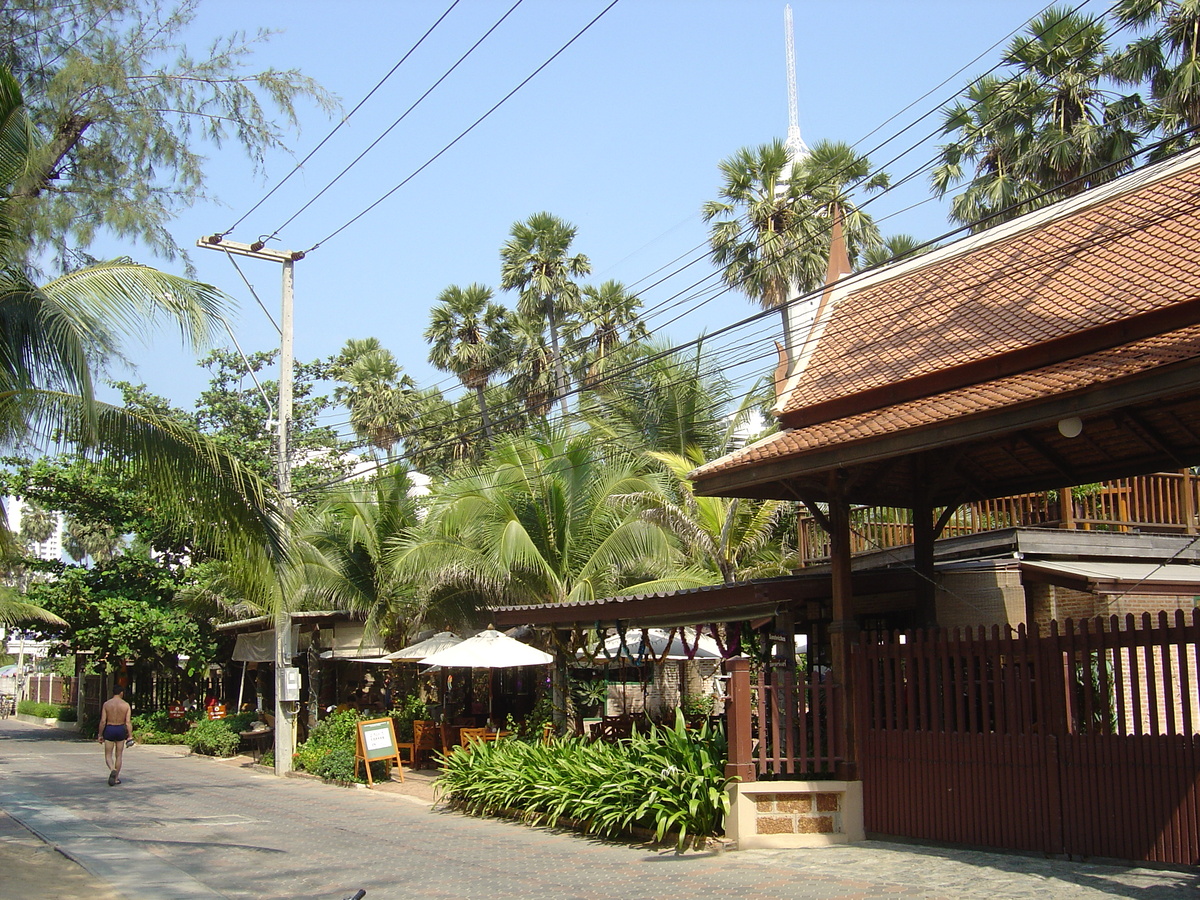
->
[425,283,515,443]
[0,66,280,559]
[703,138,885,344]
[1108,0,1200,158]
[17,501,56,549]
[568,279,648,389]
[933,8,1139,229]
[331,337,414,460]
[499,212,591,420]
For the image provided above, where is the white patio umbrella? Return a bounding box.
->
[420,627,553,668]
[385,631,463,663]
[586,628,723,663]
[420,627,553,723]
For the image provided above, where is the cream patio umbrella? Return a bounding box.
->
[384,631,463,662]
[420,627,554,723]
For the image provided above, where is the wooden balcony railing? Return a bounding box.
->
[797,471,1200,565]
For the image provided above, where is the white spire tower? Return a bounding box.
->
[783,4,809,162]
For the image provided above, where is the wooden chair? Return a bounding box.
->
[456,727,489,750]
[397,720,443,768]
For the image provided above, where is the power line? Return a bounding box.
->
[302,0,622,254]
[221,0,465,238]
[260,0,526,244]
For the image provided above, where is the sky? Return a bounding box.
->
[101,0,1083,439]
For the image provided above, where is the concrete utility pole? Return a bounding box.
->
[198,236,303,775]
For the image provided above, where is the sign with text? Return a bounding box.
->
[354,717,404,787]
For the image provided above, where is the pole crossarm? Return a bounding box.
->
[196,236,305,263]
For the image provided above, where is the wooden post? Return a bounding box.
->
[1180,470,1196,535]
[724,657,755,783]
[828,484,860,780]
[1058,486,1074,529]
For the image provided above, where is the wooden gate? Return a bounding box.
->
[856,611,1200,866]
[748,665,844,778]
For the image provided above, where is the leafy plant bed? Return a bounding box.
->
[435,712,730,851]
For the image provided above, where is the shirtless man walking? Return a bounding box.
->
[97,686,132,786]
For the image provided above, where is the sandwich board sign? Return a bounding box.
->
[354,717,404,786]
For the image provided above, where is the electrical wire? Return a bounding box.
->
[302,0,622,253]
[221,0,466,238]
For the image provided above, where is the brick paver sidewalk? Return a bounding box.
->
[1,718,1196,900]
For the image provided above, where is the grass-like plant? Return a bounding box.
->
[436,711,731,851]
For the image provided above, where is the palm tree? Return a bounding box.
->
[17,501,56,550]
[299,466,427,645]
[1108,0,1200,158]
[582,341,735,459]
[425,283,515,443]
[499,212,591,419]
[396,430,707,610]
[0,589,65,627]
[629,448,794,584]
[933,8,1139,229]
[63,517,120,565]
[703,138,885,347]
[1004,7,1138,194]
[861,234,934,269]
[568,279,648,389]
[507,315,557,418]
[0,66,280,560]
[331,338,414,459]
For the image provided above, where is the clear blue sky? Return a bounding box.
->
[105,0,1078,434]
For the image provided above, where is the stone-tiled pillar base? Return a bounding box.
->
[725,781,864,850]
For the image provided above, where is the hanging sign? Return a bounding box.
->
[354,717,404,787]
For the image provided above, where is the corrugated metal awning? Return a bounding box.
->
[1021,560,1200,596]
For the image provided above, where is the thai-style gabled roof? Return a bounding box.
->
[693,148,1200,507]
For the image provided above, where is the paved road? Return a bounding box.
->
[1,718,1197,900]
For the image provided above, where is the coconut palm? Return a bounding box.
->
[425,283,515,442]
[0,66,280,559]
[703,138,885,347]
[0,589,64,626]
[299,466,427,645]
[582,341,735,459]
[395,430,708,611]
[1108,0,1200,158]
[500,212,591,419]
[629,448,794,584]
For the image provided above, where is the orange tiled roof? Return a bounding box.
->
[694,323,1200,482]
[777,151,1200,425]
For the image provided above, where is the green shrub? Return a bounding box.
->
[294,709,365,779]
[57,705,77,722]
[259,750,274,767]
[436,711,730,851]
[17,700,60,718]
[183,718,240,756]
[388,694,429,742]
